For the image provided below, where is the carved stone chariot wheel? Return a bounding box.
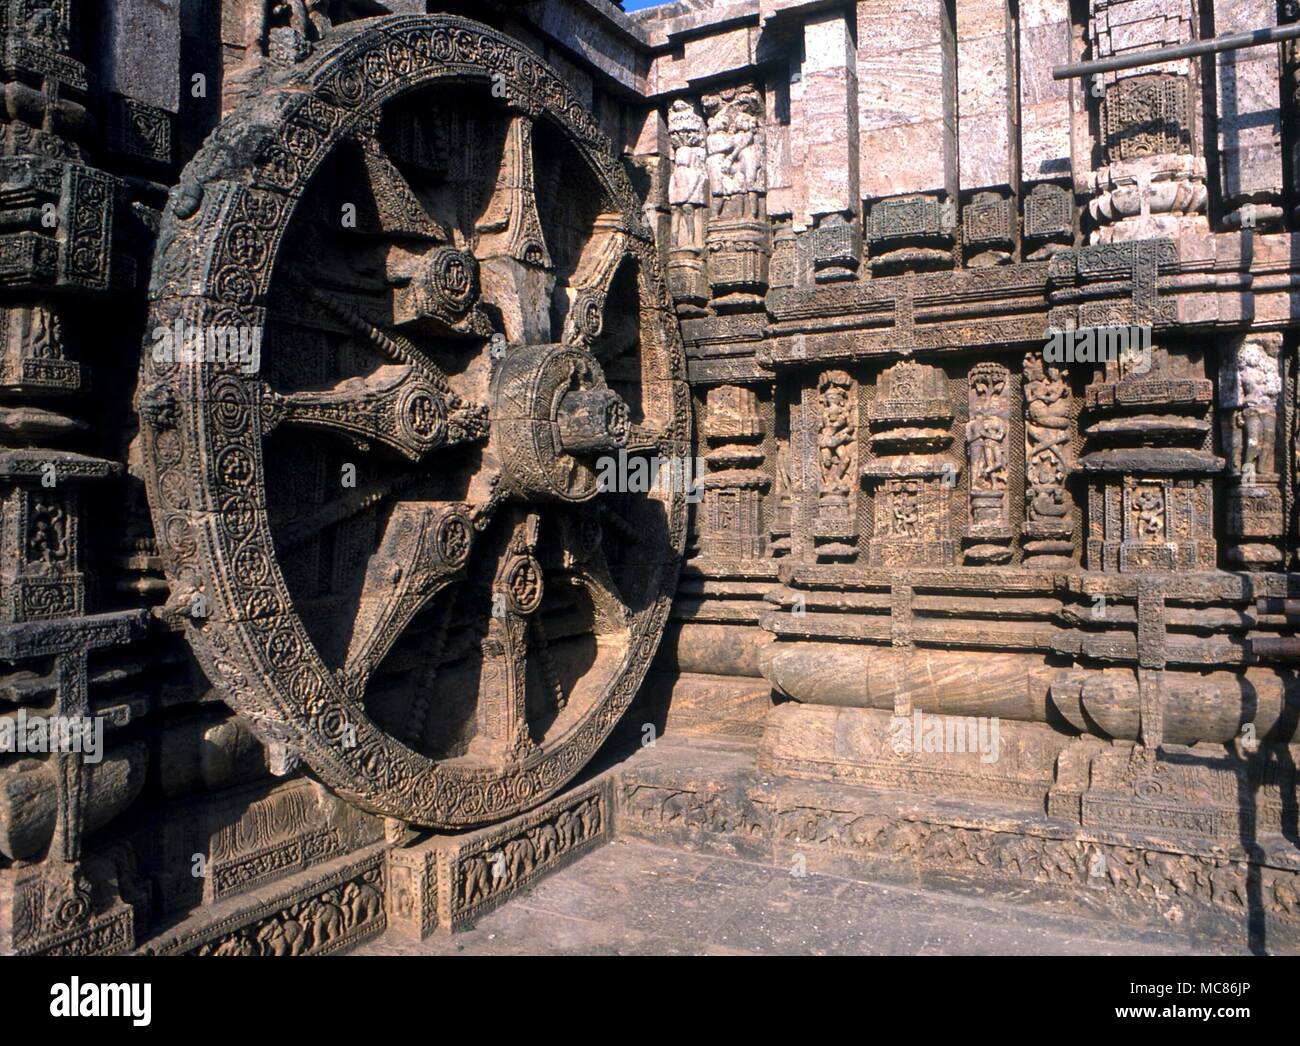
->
[138,15,690,827]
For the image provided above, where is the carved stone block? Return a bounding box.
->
[106,95,173,167]
[1101,75,1192,164]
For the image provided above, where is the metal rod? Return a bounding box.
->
[1052,22,1300,80]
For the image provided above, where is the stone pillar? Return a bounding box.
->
[0,0,149,957]
[957,2,1015,266]
[1019,0,1074,187]
[802,12,861,281]
[1286,3,1300,223]
[99,0,180,168]
[1085,0,1208,243]
[857,0,958,272]
[701,386,770,559]
[1213,0,1285,231]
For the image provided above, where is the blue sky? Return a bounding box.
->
[620,0,673,10]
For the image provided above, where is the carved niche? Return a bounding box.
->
[1083,348,1218,572]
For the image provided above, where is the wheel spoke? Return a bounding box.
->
[263,366,486,461]
[557,508,629,633]
[560,214,628,348]
[358,140,447,241]
[338,500,474,697]
[276,470,422,552]
[471,509,543,765]
[475,114,554,343]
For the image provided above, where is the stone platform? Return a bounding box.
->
[347,733,1298,955]
[349,838,1228,956]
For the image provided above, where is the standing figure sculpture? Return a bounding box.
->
[668,100,708,249]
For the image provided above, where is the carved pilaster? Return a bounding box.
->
[813,370,857,560]
[1085,1,1207,243]
[863,361,957,566]
[1022,353,1076,567]
[964,362,1013,564]
[666,98,710,313]
[701,385,769,560]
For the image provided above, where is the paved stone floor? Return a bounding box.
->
[350,839,1240,955]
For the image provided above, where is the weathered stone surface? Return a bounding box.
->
[4,0,1300,961]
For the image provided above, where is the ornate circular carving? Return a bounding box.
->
[574,292,604,340]
[138,14,688,829]
[399,383,447,449]
[436,511,471,568]
[427,246,478,317]
[505,555,544,615]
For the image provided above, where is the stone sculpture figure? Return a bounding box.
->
[668,100,708,249]
[703,86,766,220]
[1221,336,1282,480]
[1023,356,1072,525]
[818,372,856,496]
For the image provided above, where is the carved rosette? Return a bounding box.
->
[137,15,690,829]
